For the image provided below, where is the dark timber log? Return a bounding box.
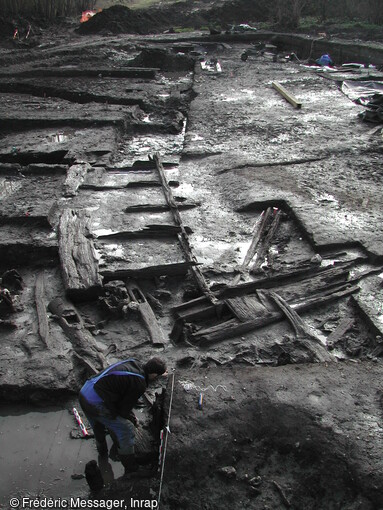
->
[97,225,191,240]
[58,209,102,301]
[226,295,270,322]
[48,296,106,374]
[125,200,200,213]
[35,271,50,348]
[231,208,270,286]
[190,284,359,346]
[218,262,353,300]
[101,261,193,282]
[252,209,282,272]
[126,280,167,347]
[326,318,355,348]
[269,291,332,362]
[153,153,217,304]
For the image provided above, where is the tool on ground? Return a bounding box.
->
[72,407,90,437]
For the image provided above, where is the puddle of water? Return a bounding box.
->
[49,133,69,144]
[93,228,115,237]
[0,404,124,505]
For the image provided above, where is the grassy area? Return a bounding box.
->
[298,16,383,31]
[95,0,185,10]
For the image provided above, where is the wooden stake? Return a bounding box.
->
[272,81,302,109]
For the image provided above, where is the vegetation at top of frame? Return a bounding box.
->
[0,0,96,18]
[95,0,185,9]
[0,0,382,27]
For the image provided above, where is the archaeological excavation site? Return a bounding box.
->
[1,0,383,508]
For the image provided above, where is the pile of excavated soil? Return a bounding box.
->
[77,1,270,35]
[77,5,171,35]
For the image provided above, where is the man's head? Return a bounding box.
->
[144,357,167,381]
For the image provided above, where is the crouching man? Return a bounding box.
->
[79,357,167,473]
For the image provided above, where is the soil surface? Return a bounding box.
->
[0,5,383,510]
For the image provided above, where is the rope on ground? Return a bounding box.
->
[178,379,228,393]
[157,370,176,509]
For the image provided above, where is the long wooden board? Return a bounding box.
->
[58,209,102,300]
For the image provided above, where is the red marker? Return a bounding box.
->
[73,407,90,437]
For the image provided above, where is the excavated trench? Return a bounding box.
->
[1,26,383,509]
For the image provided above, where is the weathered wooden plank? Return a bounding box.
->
[252,209,282,272]
[101,261,193,281]
[226,295,270,322]
[218,262,352,300]
[81,181,163,191]
[58,209,102,300]
[272,81,302,109]
[48,297,106,374]
[269,291,332,362]
[190,284,359,346]
[96,224,191,240]
[125,200,200,213]
[326,318,354,347]
[35,271,50,348]
[231,208,271,285]
[126,280,167,346]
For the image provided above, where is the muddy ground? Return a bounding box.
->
[0,8,383,510]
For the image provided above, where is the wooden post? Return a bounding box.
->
[35,271,50,348]
[126,279,168,347]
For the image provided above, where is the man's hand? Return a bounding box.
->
[128,412,139,428]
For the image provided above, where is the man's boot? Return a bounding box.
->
[119,454,139,473]
[85,460,104,492]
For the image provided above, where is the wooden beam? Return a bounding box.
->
[218,262,352,300]
[252,209,282,272]
[35,271,50,348]
[96,225,191,240]
[231,208,270,286]
[58,209,103,301]
[326,317,354,348]
[126,280,167,346]
[190,284,359,346]
[269,291,332,362]
[272,81,302,109]
[125,201,199,213]
[153,153,217,304]
[48,297,106,374]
